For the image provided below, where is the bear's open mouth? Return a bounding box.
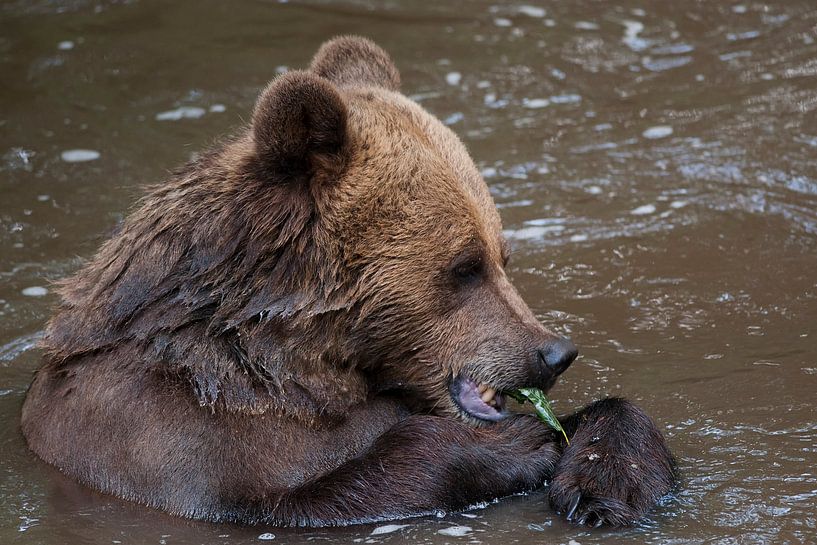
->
[450,375,509,422]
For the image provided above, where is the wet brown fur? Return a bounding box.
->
[21,37,675,526]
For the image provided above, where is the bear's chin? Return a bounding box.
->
[449,375,511,423]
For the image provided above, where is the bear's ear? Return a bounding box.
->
[251,70,347,180]
[309,36,400,91]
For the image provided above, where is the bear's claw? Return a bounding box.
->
[565,494,581,521]
[552,488,640,527]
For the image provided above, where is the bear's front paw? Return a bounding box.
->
[476,415,562,491]
[548,398,676,527]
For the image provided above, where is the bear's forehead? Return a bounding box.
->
[342,88,502,234]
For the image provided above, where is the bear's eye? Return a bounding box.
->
[451,256,485,284]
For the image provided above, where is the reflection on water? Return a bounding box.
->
[1,1,816,544]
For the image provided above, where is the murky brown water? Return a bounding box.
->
[2,1,816,543]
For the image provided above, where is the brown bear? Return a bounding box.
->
[21,36,675,527]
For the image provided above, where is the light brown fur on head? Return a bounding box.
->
[41,36,565,428]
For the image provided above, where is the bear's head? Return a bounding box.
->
[45,37,577,426]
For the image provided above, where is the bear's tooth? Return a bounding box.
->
[477,383,488,394]
[481,387,496,404]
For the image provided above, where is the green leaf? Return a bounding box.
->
[508,388,570,445]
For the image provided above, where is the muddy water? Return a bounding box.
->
[2,1,816,543]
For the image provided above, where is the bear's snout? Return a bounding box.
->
[524,336,578,391]
[536,337,578,377]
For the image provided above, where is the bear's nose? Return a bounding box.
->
[537,337,578,376]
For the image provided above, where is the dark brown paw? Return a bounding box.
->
[549,398,676,527]
[478,415,562,490]
[551,486,640,527]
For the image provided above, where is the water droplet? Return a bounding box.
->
[445,71,462,86]
[155,106,206,121]
[60,149,100,162]
[522,98,550,109]
[630,204,657,215]
[371,524,408,535]
[622,20,648,51]
[727,30,761,41]
[438,526,472,537]
[22,287,48,297]
[443,112,464,125]
[574,21,599,30]
[516,6,545,18]
[550,93,581,104]
[642,126,673,139]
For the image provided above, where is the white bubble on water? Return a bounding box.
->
[670,200,688,209]
[630,204,657,215]
[516,5,545,18]
[550,93,581,104]
[370,524,408,535]
[443,112,464,125]
[522,98,550,109]
[642,125,673,139]
[445,71,462,86]
[58,40,75,50]
[493,17,512,27]
[257,533,275,541]
[719,50,751,61]
[643,56,692,71]
[575,21,599,30]
[508,225,565,240]
[60,149,100,162]
[22,287,48,297]
[155,106,206,121]
[209,104,226,113]
[727,30,761,41]
[438,525,472,537]
[622,20,648,51]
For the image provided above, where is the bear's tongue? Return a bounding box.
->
[451,376,508,422]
